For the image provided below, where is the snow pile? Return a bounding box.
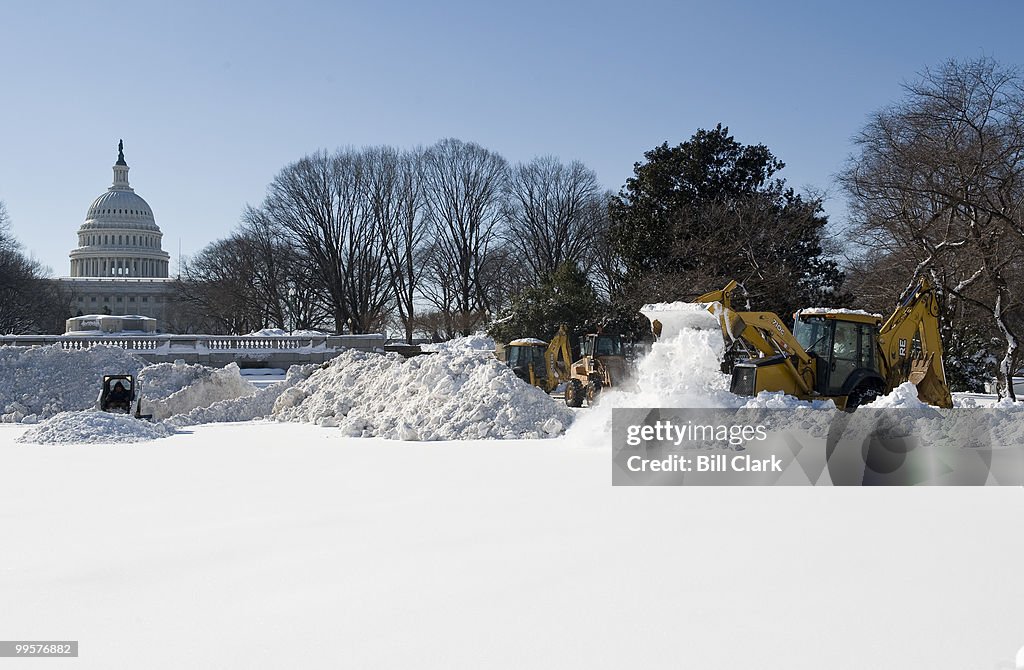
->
[137,361,212,401]
[0,344,147,423]
[145,363,257,421]
[166,365,317,427]
[741,390,831,409]
[952,394,993,408]
[244,328,329,337]
[420,334,495,353]
[273,349,571,439]
[864,382,928,409]
[17,410,174,444]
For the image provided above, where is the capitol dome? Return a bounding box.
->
[69,141,171,278]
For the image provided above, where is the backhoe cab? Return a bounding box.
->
[507,338,560,392]
[506,326,574,394]
[646,278,953,410]
[744,309,887,408]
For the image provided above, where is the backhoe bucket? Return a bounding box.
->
[901,352,953,408]
[907,353,934,386]
[640,302,720,340]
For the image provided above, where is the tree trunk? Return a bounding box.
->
[993,292,1018,401]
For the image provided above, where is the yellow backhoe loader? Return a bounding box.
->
[505,326,574,394]
[505,326,628,407]
[645,278,953,410]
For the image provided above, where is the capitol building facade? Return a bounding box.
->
[60,142,175,329]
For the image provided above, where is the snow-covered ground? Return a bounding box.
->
[1,422,1021,669]
[3,315,1024,668]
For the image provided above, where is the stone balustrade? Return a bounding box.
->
[0,334,386,367]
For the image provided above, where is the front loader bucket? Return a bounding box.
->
[640,302,720,340]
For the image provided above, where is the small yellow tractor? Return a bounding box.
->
[644,277,953,410]
[505,326,628,407]
[564,332,629,407]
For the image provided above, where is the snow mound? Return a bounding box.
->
[244,328,329,337]
[0,344,147,423]
[17,410,174,444]
[273,349,571,440]
[742,390,834,409]
[864,382,928,409]
[145,363,257,421]
[420,334,495,353]
[166,365,317,427]
[137,361,211,401]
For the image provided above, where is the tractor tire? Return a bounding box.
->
[586,379,604,406]
[565,379,584,408]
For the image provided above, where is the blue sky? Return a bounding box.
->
[1,0,1022,274]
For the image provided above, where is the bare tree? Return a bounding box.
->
[588,191,621,301]
[840,57,1024,398]
[173,212,335,335]
[0,202,68,334]
[416,241,461,340]
[504,157,603,280]
[420,139,509,335]
[262,149,392,334]
[239,206,293,329]
[237,209,333,332]
[175,235,265,334]
[365,147,428,343]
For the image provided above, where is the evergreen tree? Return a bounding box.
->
[488,262,603,350]
[607,125,844,319]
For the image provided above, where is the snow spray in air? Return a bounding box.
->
[564,302,739,445]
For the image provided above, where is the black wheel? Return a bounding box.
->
[565,379,584,407]
[586,379,604,406]
[845,384,880,412]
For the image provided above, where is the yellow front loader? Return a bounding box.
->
[505,325,628,407]
[646,278,953,409]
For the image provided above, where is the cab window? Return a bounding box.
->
[530,347,547,377]
[856,323,876,370]
[794,317,833,358]
[595,336,621,356]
